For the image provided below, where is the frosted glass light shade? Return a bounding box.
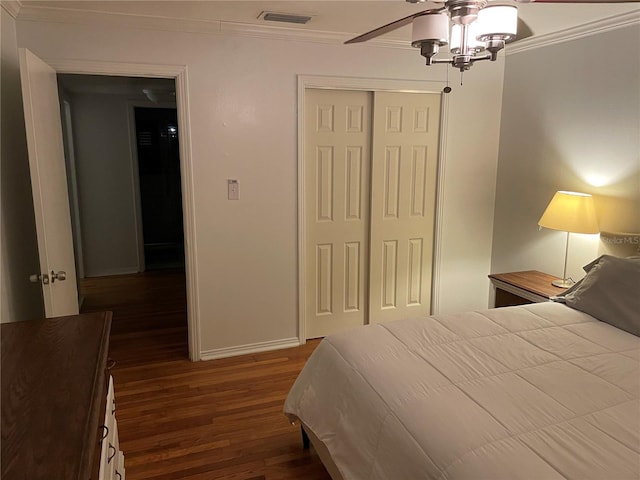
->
[450,23,485,54]
[476,5,518,41]
[538,191,600,234]
[412,13,449,46]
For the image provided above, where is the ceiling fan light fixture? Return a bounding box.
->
[412,13,451,65]
[450,22,485,54]
[411,13,450,47]
[476,5,518,42]
[346,0,532,77]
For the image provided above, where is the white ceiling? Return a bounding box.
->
[19,0,640,43]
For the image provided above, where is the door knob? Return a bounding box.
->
[50,270,66,283]
[29,273,49,284]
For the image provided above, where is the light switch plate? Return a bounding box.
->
[228,179,239,200]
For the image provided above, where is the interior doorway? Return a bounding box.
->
[134,106,185,270]
[57,74,188,355]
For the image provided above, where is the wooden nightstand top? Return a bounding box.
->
[489,270,565,301]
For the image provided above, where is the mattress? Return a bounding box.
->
[284,302,640,479]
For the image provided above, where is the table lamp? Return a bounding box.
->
[538,191,599,288]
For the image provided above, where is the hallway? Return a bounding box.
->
[80,269,189,366]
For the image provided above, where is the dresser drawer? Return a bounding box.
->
[99,376,124,480]
[115,450,126,479]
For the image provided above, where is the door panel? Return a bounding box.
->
[19,48,78,317]
[369,91,440,324]
[305,89,372,338]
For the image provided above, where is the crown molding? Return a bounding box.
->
[507,10,640,56]
[219,21,408,49]
[16,5,223,34]
[1,0,22,19]
[16,4,638,54]
[15,4,412,50]
[220,21,355,45]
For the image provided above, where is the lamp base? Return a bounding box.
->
[552,278,575,289]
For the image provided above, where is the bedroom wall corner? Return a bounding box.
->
[491,23,640,282]
[435,58,505,314]
[0,6,45,323]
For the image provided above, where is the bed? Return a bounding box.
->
[284,255,640,479]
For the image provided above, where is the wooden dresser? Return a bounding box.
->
[1,312,124,480]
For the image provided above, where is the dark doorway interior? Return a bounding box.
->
[134,107,185,270]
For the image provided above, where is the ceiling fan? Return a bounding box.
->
[345,0,636,74]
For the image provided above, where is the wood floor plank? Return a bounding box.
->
[80,271,330,480]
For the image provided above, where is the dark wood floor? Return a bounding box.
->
[80,270,331,480]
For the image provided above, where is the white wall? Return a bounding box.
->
[69,92,142,277]
[15,19,504,355]
[492,24,640,282]
[0,6,44,322]
[436,67,504,312]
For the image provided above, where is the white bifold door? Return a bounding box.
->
[304,88,441,338]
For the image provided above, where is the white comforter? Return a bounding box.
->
[284,302,640,479]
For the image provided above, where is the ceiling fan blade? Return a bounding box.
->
[519,0,637,2]
[345,9,441,44]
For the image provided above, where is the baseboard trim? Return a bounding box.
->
[200,337,301,361]
[85,267,140,277]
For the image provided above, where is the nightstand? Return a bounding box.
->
[488,271,565,308]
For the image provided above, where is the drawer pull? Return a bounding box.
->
[115,472,122,480]
[99,425,109,441]
[106,358,116,371]
[108,444,117,463]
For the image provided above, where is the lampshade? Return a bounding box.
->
[412,13,449,47]
[450,23,485,54]
[476,5,518,41]
[538,191,599,234]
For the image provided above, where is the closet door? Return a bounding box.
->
[369,92,440,324]
[305,89,372,338]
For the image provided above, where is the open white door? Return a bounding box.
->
[19,48,79,317]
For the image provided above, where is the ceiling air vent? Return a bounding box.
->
[259,11,312,25]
